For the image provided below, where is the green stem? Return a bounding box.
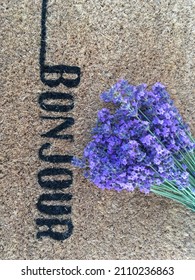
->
[151,182,195,212]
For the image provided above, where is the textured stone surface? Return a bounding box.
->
[1,0,195,259]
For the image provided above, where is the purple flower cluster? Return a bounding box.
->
[72,80,194,194]
[101,80,194,156]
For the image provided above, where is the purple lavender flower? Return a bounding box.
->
[101,79,194,156]
[71,156,86,168]
[72,80,194,197]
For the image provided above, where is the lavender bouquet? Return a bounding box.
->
[72,80,195,211]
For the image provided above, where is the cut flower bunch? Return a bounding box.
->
[72,80,195,211]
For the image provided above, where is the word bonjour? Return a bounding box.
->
[36,0,80,240]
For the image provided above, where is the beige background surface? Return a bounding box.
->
[1,0,195,259]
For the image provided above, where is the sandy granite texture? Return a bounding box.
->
[0,0,195,259]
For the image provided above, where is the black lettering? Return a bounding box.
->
[42,268,47,275]
[39,143,73,163]
[36,218,73,240]
[56,269,61,276]
[39,92,74,112]
[40,1,80,88]
[37,0,77,240]
[41,117,74,141]
[76,267,82,275]
[41,65,80,88]
[37,193,72,215]
[46,269,52,275]
[38,168,73,189]
[40,0,47,73]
